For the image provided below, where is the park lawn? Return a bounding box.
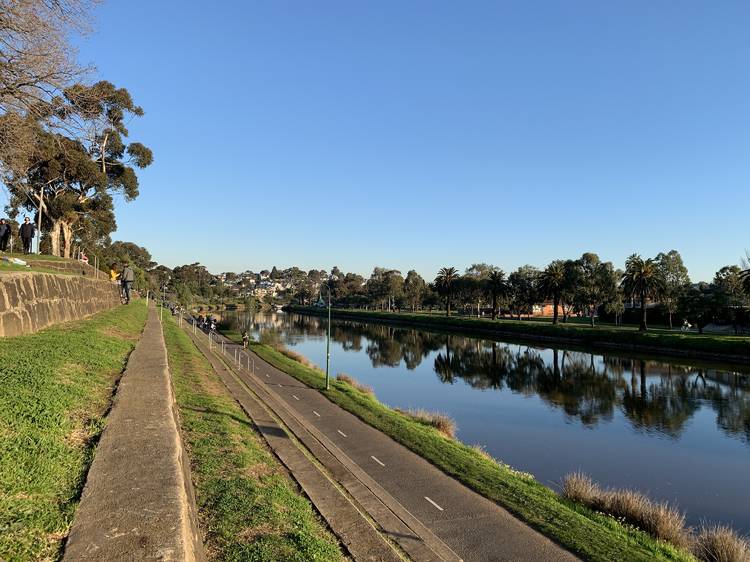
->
[229,334,696,562]
[162,315,345,562]
[0,302,148,561]
[286,306,750,359]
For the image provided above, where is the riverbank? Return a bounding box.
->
[162,316,345,561]
[0,303,147,560]
[221,331,694,562]
[284,305,750,364]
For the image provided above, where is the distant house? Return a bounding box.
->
[532,302,565,317]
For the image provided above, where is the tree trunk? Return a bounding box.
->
[61,221,74,259]
[492,293,497,320]
[639,289,647,331]
[668,311,673,330]
[590,306,595,327]
[48,219,61,257]
[446,295,451,317]
[552,295,559,325]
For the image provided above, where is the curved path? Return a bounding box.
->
[185,318,579,562]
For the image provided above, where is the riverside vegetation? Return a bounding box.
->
[0,303,148,561]
[162,316,344,561]
[222,331,699,562]
[285,306,750,361]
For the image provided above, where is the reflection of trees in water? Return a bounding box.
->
[243,313,750,444]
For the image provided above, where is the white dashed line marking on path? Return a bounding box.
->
[265,374,270,378]
[337,429,348,438]
[292,394,300,401]
[313,411,320,417]
[277,384,282,388]
[370,455,385,467]
[425,497,444,511]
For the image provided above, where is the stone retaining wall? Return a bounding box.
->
[0,272,120,337]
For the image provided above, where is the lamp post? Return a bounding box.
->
[323,274,337,391]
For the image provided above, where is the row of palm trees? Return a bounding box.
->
[435,254,667,331]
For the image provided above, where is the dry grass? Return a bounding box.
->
[693,525,750,562]
[277,347,316,369]
[395,407,456,438]
[335,373,374,396]
[561,472,691,549]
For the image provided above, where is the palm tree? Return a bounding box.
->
[435,266,459,316]
[620,254,665,331]
[538,260,566,325]
[487,269,507,320]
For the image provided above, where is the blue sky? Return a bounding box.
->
[50,1,750,281]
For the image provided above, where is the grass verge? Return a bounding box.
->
[233,335,696,562]
[285,306,750,361]
[162,316,345,561]
[0,302,148,561]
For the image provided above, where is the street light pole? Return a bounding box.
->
[325,284,331,390]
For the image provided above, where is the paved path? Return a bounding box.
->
[186,319,578,562]
[65,304,204,561]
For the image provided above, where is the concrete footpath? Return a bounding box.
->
[64,304,204,561]
[185,319,579,562]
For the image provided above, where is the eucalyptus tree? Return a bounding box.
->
[621,254,665,331]
[434,267,459,316]
[403,270,426,311]
[575,253,617,327]
[508,265,540,320]
[538,260,566,324]
[655,250,691,329]
[6,81,152,257]
[487,269,507,320]
[464,263,494,317]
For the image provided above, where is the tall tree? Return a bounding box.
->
[403,270,426,311]
[621,254,664,331]
[464,263,493,317]
[574,253,617,327]
[508,265,540,320]
[538,260,566,324]
[487,269,507,320]
[655,250,690,329]
[6,81,152,257]
[434,267,459,316]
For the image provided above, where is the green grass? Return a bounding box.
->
[286,306,750,360]
[0,302,148,561]
[162,315,345,562]
[231,333,696,562]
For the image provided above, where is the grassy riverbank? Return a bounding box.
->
[0,303,147,561]
[224,333,695,562]
[162,316,345,561]
[285,305,750,361]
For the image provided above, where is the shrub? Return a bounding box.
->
[561,472,601,506]
[335,373,374,396]
[562,473,690,549]
[694,525,750,562]
[395,408,456,438]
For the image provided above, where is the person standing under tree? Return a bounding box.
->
[120,262,135,304]
[19,217,35,254]
[0,219,9,252]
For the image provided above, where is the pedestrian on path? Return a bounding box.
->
[242,331,249,349]
[0,219,9,252]
[19,217,35,254]
[120,262,135,304]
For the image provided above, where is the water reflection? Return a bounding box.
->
[226,312,750,445]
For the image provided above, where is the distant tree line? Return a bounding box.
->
[288,251,750,333]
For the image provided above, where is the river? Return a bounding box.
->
[225,310,750,534]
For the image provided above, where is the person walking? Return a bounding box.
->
[120,262,135,304]
[0,219,10,252]
[242,330,249,349]
[19,217,35,254]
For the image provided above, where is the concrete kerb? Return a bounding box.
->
[63,303,205,562]
[182,322,405,562]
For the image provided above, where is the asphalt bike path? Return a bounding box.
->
[187,318,578,562]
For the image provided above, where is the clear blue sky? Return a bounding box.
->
[63,1,750,281]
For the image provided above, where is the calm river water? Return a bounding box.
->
[227,311,750,534]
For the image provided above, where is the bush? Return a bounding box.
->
[693,525,750,562]
[394,408,456,438]
[335,373,374,396]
